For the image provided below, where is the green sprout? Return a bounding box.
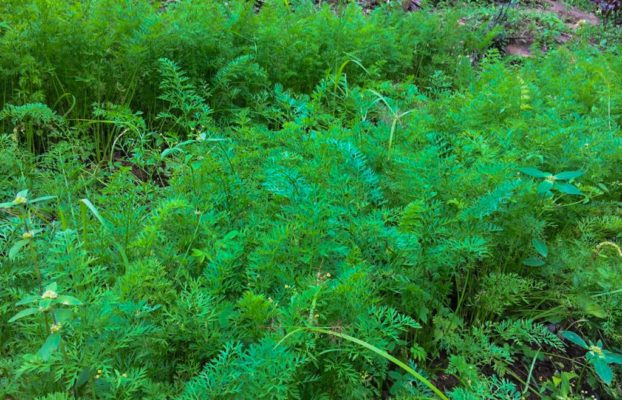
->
[519,168,584,197]
[562,330,622,385]
[10,282,83,360]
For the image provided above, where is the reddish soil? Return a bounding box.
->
[506,0,600,56]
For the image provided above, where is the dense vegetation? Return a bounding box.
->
[1,0,622,398]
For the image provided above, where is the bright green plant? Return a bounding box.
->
[519,168,584,196]
[9,282,82,360]
[0,189,55,280]
[2,1,622,398]
[562,331,622,385]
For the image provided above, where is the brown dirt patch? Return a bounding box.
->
[544,0,600,26]
[506,36,535,57]
[505,0,600,56]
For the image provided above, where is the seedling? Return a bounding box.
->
[562,330,622,385]
[519,168,584,196]
[10,282,82,360]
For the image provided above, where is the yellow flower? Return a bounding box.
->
[50,323,62,333]
[589,345,604,357]
[41,290,58,300]
[13,195,27,205]
[22,231,34,240]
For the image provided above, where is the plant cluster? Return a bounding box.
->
[1,0,622,399]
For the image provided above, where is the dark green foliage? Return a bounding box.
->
[2,0,622,399]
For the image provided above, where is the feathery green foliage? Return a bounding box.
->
[2,0,622,399]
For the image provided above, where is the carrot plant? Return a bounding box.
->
[1,1,622,399]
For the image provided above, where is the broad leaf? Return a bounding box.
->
[519,167,552,178]
[561,331,588,349]
[537,180,554,195]
[16,295,40,306]
[38,333,61,361]
[577,296,606,319]
[593,358,613,385]
[54,308,74,323]
[9,239,29,260]
[523,256,545,267]
[57,295,83,306]
[554,170,583,181]
[604,351,622,365]
[45,282,58,292]
[8,307,39,323]
[75,367,92,389]
[555,183,582,196]
[532,238,548,257]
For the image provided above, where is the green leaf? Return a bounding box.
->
[584,302,606,319]
[9,239,30,260]
[224,230,240,240]
[593,358,613,385]
[519,167,552,178]
[28,195,57,205]
[80,198,109,228]
[555,182,582,196]
[537,180,554,195]
[38,333,61,361]
[39,298,52,310]
[577,296,606,319]
[561,331,588,349]
[604,351,622,365]
[0,201,14,208]
[57,295,83,306]
[75,367,92,389]
[554,170,583,181]
[523,256,545,267]
[80,198,129,268]
[16,295,40,306]
[54,308,74,323]
[532,238,548,257]
[8,307,39,323]
[45,282,58,293]
[301,327,448,400]
[160,146,186,159]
